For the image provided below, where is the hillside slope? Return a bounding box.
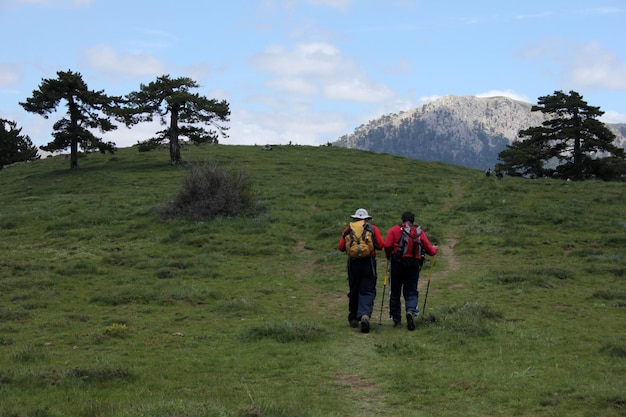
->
[0,145,624,417]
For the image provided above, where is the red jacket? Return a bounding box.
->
[338,220,385,258]
[384,223,438,259]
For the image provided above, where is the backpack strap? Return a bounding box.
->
[394,223,408,258]
[363,223,380,249]
[411,225,422,258]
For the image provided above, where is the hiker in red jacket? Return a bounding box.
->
[384,211,438,331]
[338,208,385,333]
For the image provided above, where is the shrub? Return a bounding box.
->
[159,160,255,220]
[134,138,164,152]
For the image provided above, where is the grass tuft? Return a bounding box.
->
[374,340,426,356]
[10,344,50,363]
[490,266,574,288]
[434,302,502,337]
[243,321,326,343]
[66,365,132,383]
[0,336,14,346]
[592,288,626,301]
[0,307,31,321]
[600,339,626,358]
[89,287,157,305]
[103,323,131,338]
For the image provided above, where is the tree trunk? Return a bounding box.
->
[70,139,79,170]
[69,99,80,170]
[572,110,583,180]
[169,110,181,165]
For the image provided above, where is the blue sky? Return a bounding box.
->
[1,0,625,148]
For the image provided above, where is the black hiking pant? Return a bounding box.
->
[347,256,378,321]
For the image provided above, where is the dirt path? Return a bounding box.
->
[436,237,460,277]
[419,180,463,289]
[418,236,460,292]
[329,181,465,408]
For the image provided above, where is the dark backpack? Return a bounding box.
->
[394,222,423,267]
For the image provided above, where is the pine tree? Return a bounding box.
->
[19,70,117,170]
[0,119,40,169]
[498,90,625,180]
[118,75,230,165]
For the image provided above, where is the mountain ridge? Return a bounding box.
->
[333,95,626,170]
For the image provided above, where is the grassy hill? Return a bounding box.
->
[0,144,624,417]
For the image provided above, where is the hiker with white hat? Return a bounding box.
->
[338,208,385,333]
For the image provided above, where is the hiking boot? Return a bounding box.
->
[406,313,416,331]
[393,321,402,328]
[360,315,370,333]
[349,319,359,328]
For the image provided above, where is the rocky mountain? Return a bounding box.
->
[333,95,626,170]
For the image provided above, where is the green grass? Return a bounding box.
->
[0,144,624,416]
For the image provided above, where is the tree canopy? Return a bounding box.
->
[0,119,40,169]
[497,90,625,181]
[19,70,117,170]
[118,75,230,165]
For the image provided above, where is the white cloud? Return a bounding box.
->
[225,107,348,146]
[226,121,278,146]
[17,115,56,146]
[520,39,626,91]
[306,0,352,9]
[101,120,163,149]
[600,110,626,124]
[418,94,443,104]
[252,41,396,103]
[324,79,394,102]
[252,42,345,76]
[570,43,626,90]
[278,0,352,10]
[82,44,166,77]
[266,77,318,95]
[476,90,531,103]
[385,59,412,75]
[0,64,20,87]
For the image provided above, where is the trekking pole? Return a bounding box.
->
[421,254,436,318]
[378,259,390,325]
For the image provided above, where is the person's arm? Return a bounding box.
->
[384,226,397,259]
[421,230,438,256]
[338,226,348,251]
[372,225,385,251]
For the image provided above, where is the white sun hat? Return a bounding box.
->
[351,208,372,220]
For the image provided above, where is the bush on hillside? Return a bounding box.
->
[135,138,165,152]
[159,160,255,221]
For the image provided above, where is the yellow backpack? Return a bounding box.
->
[345,221,375,259]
